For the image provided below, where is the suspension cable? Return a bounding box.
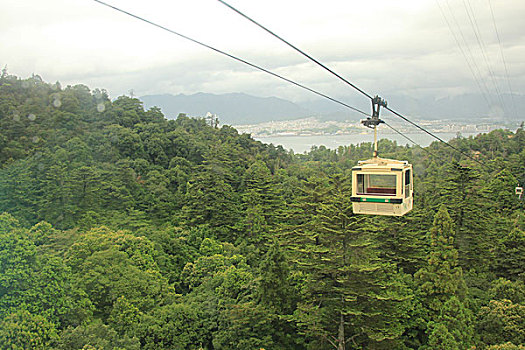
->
[383,122,442,160]
[488,0,518,119]
[91,0,369,116]
[462,0,506,109]
[435,0,492,107]
[384,106,484,165]
[216,0,485,166]
[93,0,507,170]
[216,0,373,100]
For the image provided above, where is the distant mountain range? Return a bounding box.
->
[141,92,524,125]
[140,93,310,125]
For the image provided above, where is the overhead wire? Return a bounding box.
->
[461,0,506,110]
[435,0,491,107]
[92,0,444,161]
[90,0,523,196]
[436,2,520,182]
[383,122,442,160]
[442,0,494,107]
[93,0,492,168]
[216,0,485,166]
[383,106,484,165]
[216,0,373,100]
[488,0,518,119]
[91,0,369,117]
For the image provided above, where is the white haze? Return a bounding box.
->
[2,0,524,106]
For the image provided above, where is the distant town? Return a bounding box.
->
[233,117,523,138]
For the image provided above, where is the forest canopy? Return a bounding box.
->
[0,72,524,349]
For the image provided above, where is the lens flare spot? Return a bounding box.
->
[32,136,40,143]
[53,98,62,108]
[27,114,36,121]
[12,114,20,122]
[97,103,106,112]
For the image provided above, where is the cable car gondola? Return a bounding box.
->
[351,157,413,216]
[351,96,414,216]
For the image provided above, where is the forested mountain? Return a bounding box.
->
[141,92,311,124]
[302,93,525,122]
[141,91,525,124]
[0,72,524,349]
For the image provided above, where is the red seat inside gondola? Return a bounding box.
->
[366,187,396,195]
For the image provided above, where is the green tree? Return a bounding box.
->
[493,227,525,280]
[212,302,275,350]
[426,322,459,350]
[440,163,493,271]
[289,174,410,349]
[257,243,295,314]
[136,302,205,350]
[108,295,141,336]
[0,158,39,225]
[477,299,525,347]
[486,343,525,350]
[182,169,241,239]
[255,243,302,349]
[483,169,522,213]
[415,205,473,348]
[0,309,58,350]
[67,227,173,319]
[0,215,91,327]
[57,320,140,350]
[0,213,37,316]
[239,160,283,244]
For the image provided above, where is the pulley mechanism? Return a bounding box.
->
[361,96,387,157]
[362,96,387,128]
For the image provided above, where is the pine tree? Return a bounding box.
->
[415,205,473,348]
[288,173,410,349]
[437,163,492,272]
[257,242,295,314]
[182,169,241,239]
[239,160,283,244]
[483,169,522,214]
[371,213,426,275]
[494,227,525,280]
[254,243,302,349]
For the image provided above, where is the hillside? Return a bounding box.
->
[141,92,311,124]
[142,91,525,124]
[0,73,524,350]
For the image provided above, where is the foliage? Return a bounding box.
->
[0,309,59,350]
[0,73,523,349]
[414,205,473,348]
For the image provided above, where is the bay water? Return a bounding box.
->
[255,132,481,154]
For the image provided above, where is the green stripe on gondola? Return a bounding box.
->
[363,198,391,203]
[350,197,403,204]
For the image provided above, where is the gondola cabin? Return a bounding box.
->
[351,157,413,216]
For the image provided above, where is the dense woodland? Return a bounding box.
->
[0,72,524,349]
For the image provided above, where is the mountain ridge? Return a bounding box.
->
[141,92,525,125]
[140,92,311,125]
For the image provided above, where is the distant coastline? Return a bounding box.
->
[238,117,523,153]
[255,132,483,154]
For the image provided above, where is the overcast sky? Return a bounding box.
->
[2,0,524,107]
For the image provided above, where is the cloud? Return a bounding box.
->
[2,0,524,105]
